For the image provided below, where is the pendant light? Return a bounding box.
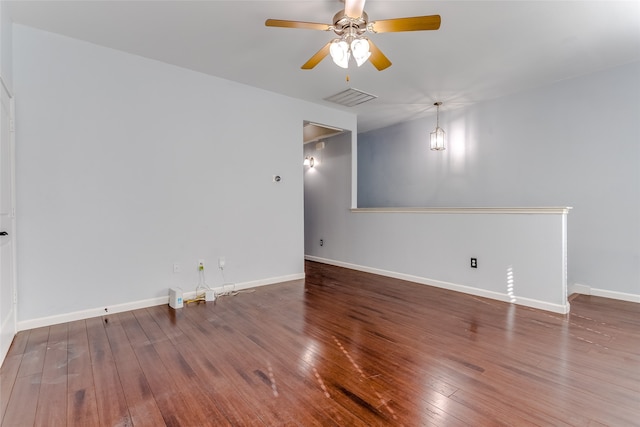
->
[430,101,445,151]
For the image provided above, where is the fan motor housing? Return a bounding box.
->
[333,10,368,36]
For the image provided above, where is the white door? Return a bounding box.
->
[0,82,16,364]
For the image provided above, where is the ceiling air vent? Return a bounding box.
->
[324,88,377,107]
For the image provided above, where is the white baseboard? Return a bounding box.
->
[17,295,171,331]
[16,273,305,332]
[569,283,592,296]
[228,273,305,292]
[570,283,640,303]
[305,255,570,314]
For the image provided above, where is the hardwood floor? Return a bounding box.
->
[1,261,639,426]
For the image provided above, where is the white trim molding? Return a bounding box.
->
[351,207,572,215]
[16,273,305,331]
[569,283,640,303]
[306,255,571,314]
[17,295,169,332]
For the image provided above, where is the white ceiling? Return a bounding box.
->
[7,0,640,133]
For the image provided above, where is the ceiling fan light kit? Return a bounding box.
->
[329,36,371,68]
[265,0,441,71]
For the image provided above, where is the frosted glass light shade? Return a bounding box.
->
[330,40,350,68]
[351,38,371,67]
[430,127,445,151]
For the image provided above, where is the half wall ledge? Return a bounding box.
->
[351,207,572,214]
[334,206,572,314]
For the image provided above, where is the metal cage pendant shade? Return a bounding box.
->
[430,102,445,151]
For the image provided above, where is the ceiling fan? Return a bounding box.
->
[265,0,441,71]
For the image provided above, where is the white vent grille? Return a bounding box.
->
[324,88,377,107]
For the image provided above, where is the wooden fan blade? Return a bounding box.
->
[301,42,332,70]
[367,40,392,71]
[265,19,331,31]
[344,0,366,18]
[370,15,441,33]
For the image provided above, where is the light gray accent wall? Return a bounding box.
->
[0,1,12,89]
[13,24,355,322]
[357,61,640,296]
[304,135,569,311]
[304,133,353,258]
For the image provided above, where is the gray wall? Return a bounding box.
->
[304,133,353,257]
[0,1,12,88]
[304,132,570,312]
[13,24,356,324]
[357,61,640,296]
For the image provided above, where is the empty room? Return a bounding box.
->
[0,1,639,426]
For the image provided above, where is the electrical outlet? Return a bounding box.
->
[218,256,226,269]
[198,259,205,270]
[471,258,478,268]
[320,239,324,247]
[173,263,181,273]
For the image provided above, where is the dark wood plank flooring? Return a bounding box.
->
[1,261,639,426]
